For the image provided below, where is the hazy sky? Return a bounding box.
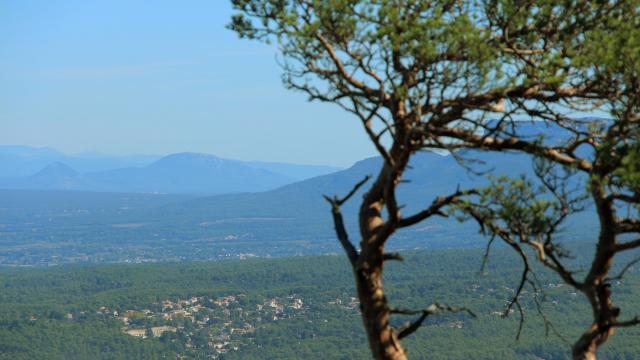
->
[0,1,374,166]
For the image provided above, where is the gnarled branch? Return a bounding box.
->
[398,188,477,228]
[323,175,371,265]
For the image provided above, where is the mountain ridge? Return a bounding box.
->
[0,150,343,195]
[0,146,598,265]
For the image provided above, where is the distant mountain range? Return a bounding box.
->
[0,145,162,177]
[0,146,342,194]
[165,149,545,225]
[1,120,600,195]
[149,140,594,250]
[0,138,598,265]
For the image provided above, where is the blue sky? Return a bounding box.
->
[0,0,373,166]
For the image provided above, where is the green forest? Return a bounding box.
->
[1,246,639,359]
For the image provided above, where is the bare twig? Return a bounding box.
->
[383,252,405,262]
[323,175,372,265]
[398,188,477,228]
[607,256,640,282]
[613,316,640,328]
[391,303,476,339]
[615,238,640,252]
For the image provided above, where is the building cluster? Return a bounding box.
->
[327,296,360,311]
[95,293,307,357]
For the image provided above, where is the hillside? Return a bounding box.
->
[0,149,597,266]
[82,152,296,194]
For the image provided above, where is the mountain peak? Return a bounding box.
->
[17,162,83,190]
[33,162,78,178]
[150,152,225,168]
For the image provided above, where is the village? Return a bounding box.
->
[32,280,573,359]
[96,293,307,358]
[121,283,564,357]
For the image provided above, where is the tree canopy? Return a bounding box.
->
[229,1,640,359]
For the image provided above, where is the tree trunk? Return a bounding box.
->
[572,347,597,360]
[354,261,407,360]
[572,324,614,360]
[571,184,618,360]
[572,327,598,360]
[354,123,412,359]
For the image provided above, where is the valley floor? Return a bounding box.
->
[1,248,639,359]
